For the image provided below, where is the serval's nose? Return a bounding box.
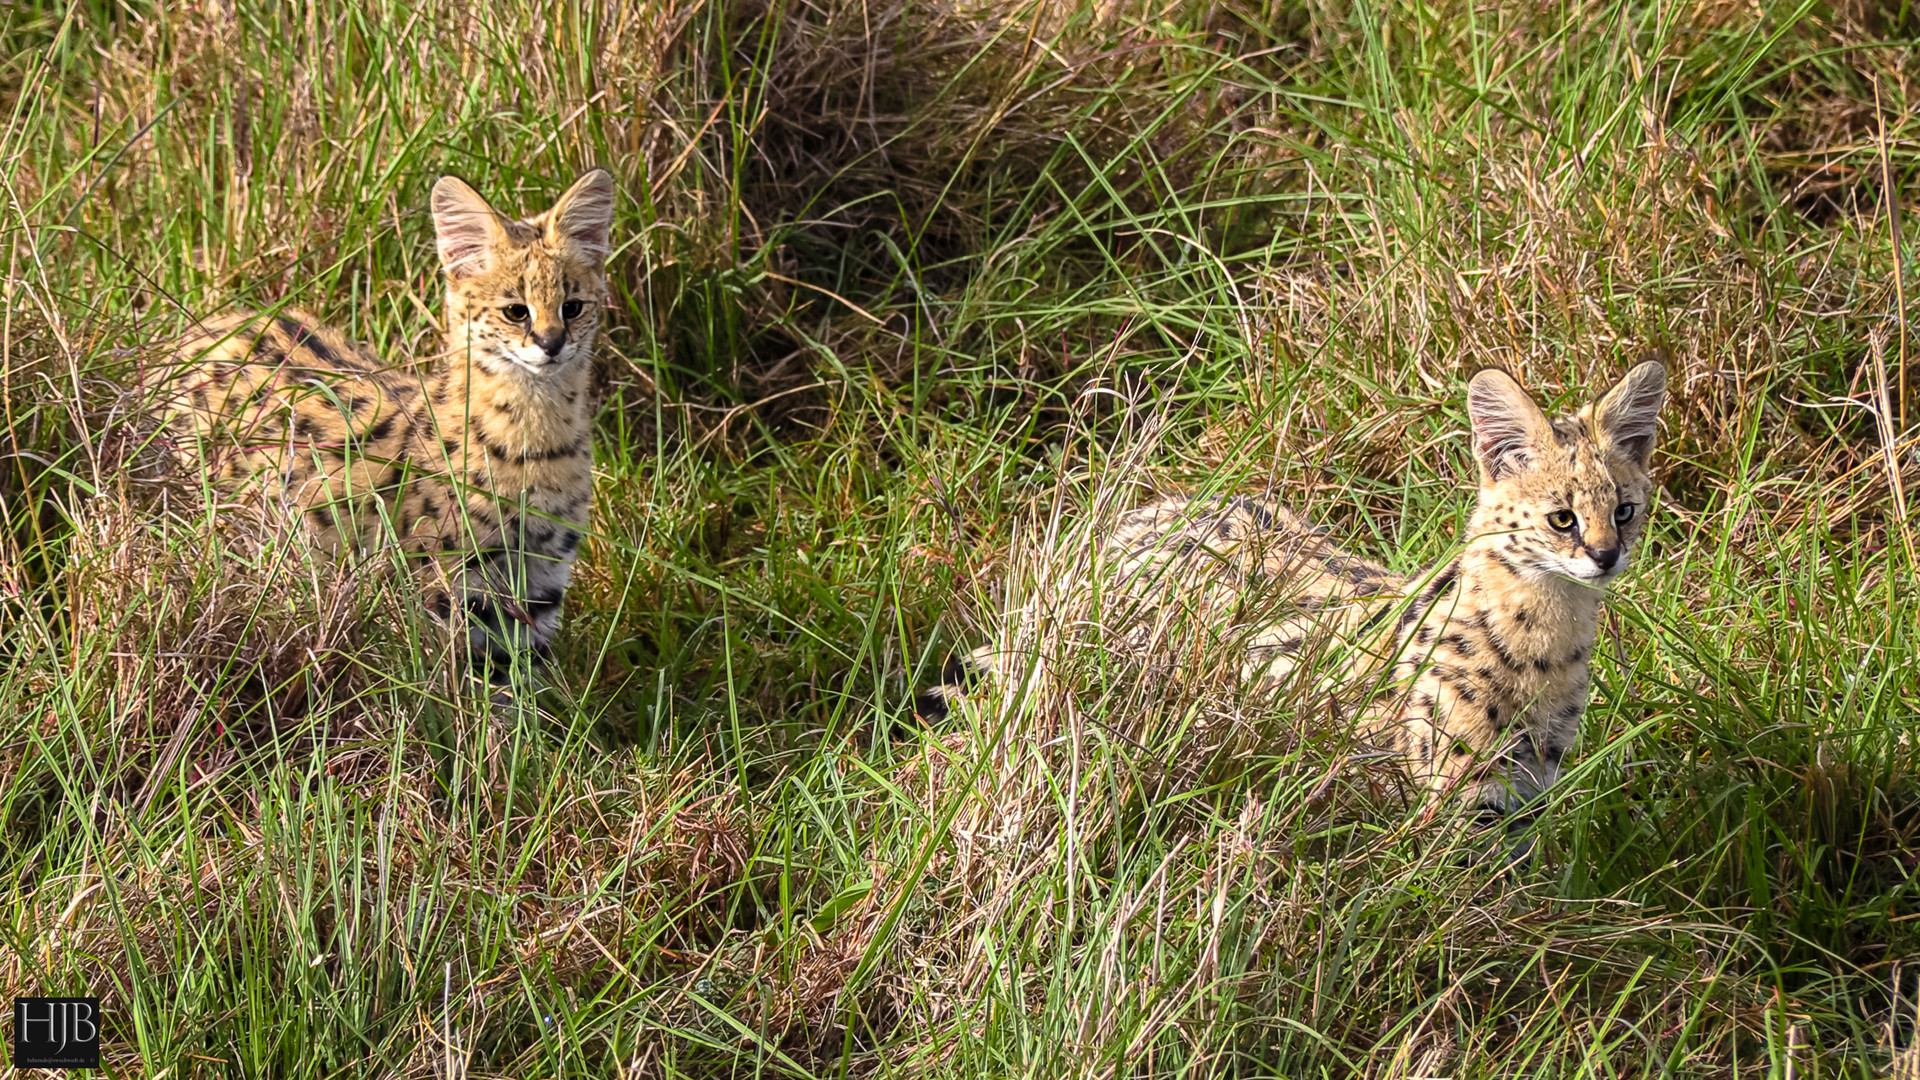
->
[531,325,566,358]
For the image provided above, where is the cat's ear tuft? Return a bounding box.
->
[1593,358,1668,469]
[1467,368,1554,482]
[546,169,617,262]
[432,176,506,280]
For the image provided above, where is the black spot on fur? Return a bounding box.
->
[1492,550,1528,578]
[1482,626,1521,673]
[250,336,288,368]
[912,653,983,723]
[1418,559,1461,607]
[1387,604,1421,633]
[465,596,503,630]
[1230,497,1276,530]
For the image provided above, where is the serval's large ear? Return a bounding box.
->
[544,169,617,263]
[431,176,509,280]
[1467,368,1555,482]
[1591,358,1668,469]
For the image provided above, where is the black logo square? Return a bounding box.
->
[12,997,100,1069]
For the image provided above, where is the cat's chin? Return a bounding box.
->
[497,348,578,376]
[1544,558,1624,587]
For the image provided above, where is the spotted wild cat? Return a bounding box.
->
[925,360,1669,825]
[166,169,617,667]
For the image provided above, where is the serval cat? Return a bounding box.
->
[925,360,1669,828]
[165,169,617,669]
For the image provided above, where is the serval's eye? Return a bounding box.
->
[1547,509,1577,531]
[1614,502,1636,524]
[502,303,531,322]
[561,299,584,319]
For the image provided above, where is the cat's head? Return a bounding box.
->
[431,169,616,377]
[1465,359,1669,586]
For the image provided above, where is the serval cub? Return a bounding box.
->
[166,169,617,668]
[929,360,1668,825]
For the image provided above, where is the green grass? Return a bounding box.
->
[3,0,1919,1075]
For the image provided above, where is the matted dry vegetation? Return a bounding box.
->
[3,0,1919,1075]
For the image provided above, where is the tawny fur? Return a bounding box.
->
[164,169,618,666]
[933,361,1669,818]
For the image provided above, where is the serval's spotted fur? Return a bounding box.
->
[928,361,1668,824]
[165,169,617,667]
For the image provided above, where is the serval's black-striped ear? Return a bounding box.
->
[431,175,509,280]
[1591,359,1668,469]
[544,169,616,262]
[1466,368,1554,482]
